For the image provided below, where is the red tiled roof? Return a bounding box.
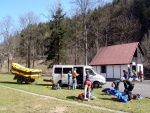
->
[89,42,143,65]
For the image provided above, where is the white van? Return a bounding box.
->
[52,65,106,88]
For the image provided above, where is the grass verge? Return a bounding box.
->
[0,74,150,113]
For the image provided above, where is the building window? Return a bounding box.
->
[101,65,106,73]
[133,49,137,57]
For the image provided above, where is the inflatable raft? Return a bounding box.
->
[11,63,42,83]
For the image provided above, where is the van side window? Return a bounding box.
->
[54,68,62,74]
[63,68,72,74]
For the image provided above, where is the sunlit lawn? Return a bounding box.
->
[0,73,150,113]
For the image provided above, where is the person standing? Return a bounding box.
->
[84,70,92,101]
[72,68,79,90]
[128,68,131,79]
[123,70,128,80]
[68,71,72,89]
[138,71,144,82]
[120,77,134,101]
[132,70,138,82]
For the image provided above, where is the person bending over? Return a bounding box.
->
[84,70,91,101]
[111,80,120,90]
[120,77,134,101]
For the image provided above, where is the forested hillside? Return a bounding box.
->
[0,0,150,73]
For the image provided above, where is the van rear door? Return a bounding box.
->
[74,66,83,84]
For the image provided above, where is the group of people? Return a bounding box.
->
[68,67,79,90]
[68,68,144,101]
[111,69,144,101]
[112,77,134,101]
[68,68,92,101]
[123,70,144,82]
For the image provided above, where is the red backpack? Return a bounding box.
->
[78,93,85,100]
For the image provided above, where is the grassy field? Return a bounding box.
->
[0,74,150,113]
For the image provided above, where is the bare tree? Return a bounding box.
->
[72,0,96,65]
[0,16,14,72]
[142,30,150,64]
[19,12,39,68]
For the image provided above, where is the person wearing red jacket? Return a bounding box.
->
[138,71,144,82]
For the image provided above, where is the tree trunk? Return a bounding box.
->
[26,37,31,68]
[7,57,9,72]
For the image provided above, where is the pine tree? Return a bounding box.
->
[45,4,67,67]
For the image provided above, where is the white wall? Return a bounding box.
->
[97,66,101,74]
[92,66,101,74]
[120,65,128,77]
[107,65,128,78]
[114,65,121,78]
[137,64,143,73]
[107,65,113,78]
[92,64,130,79]
[93,66,107,78]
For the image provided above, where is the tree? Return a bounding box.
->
[19,12,39,68]
[0,16,14,72]
[72,0,95,65]
[133,0,150,41]
[142,30,150,63]
[45,2,67,67]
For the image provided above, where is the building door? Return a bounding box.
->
[132,66,136,71]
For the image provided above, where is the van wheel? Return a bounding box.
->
[93,81,100,88]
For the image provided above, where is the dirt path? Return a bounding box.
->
[0,84,129,113]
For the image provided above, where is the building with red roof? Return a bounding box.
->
[89,42,144,80]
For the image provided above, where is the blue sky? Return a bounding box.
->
[0,0,112,25]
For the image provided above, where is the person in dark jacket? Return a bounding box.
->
[120,77,134,101]
[111,80,120,90]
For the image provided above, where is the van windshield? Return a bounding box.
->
[86,68,96,75]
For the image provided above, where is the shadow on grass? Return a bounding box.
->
[100,93,109,95]
[66,96,79,101]
[36,84,53,86]
[0,81,17,84]
[0,81,26,85]
[99,97,118,102]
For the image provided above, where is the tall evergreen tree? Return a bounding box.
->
[133,0,150,41]
[45,4,67,67]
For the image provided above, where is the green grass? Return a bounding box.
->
[0,86,112,113]
[0,74,150,113]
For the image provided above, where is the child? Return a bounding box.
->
[132,70,138,82]
[68,71,72,89]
